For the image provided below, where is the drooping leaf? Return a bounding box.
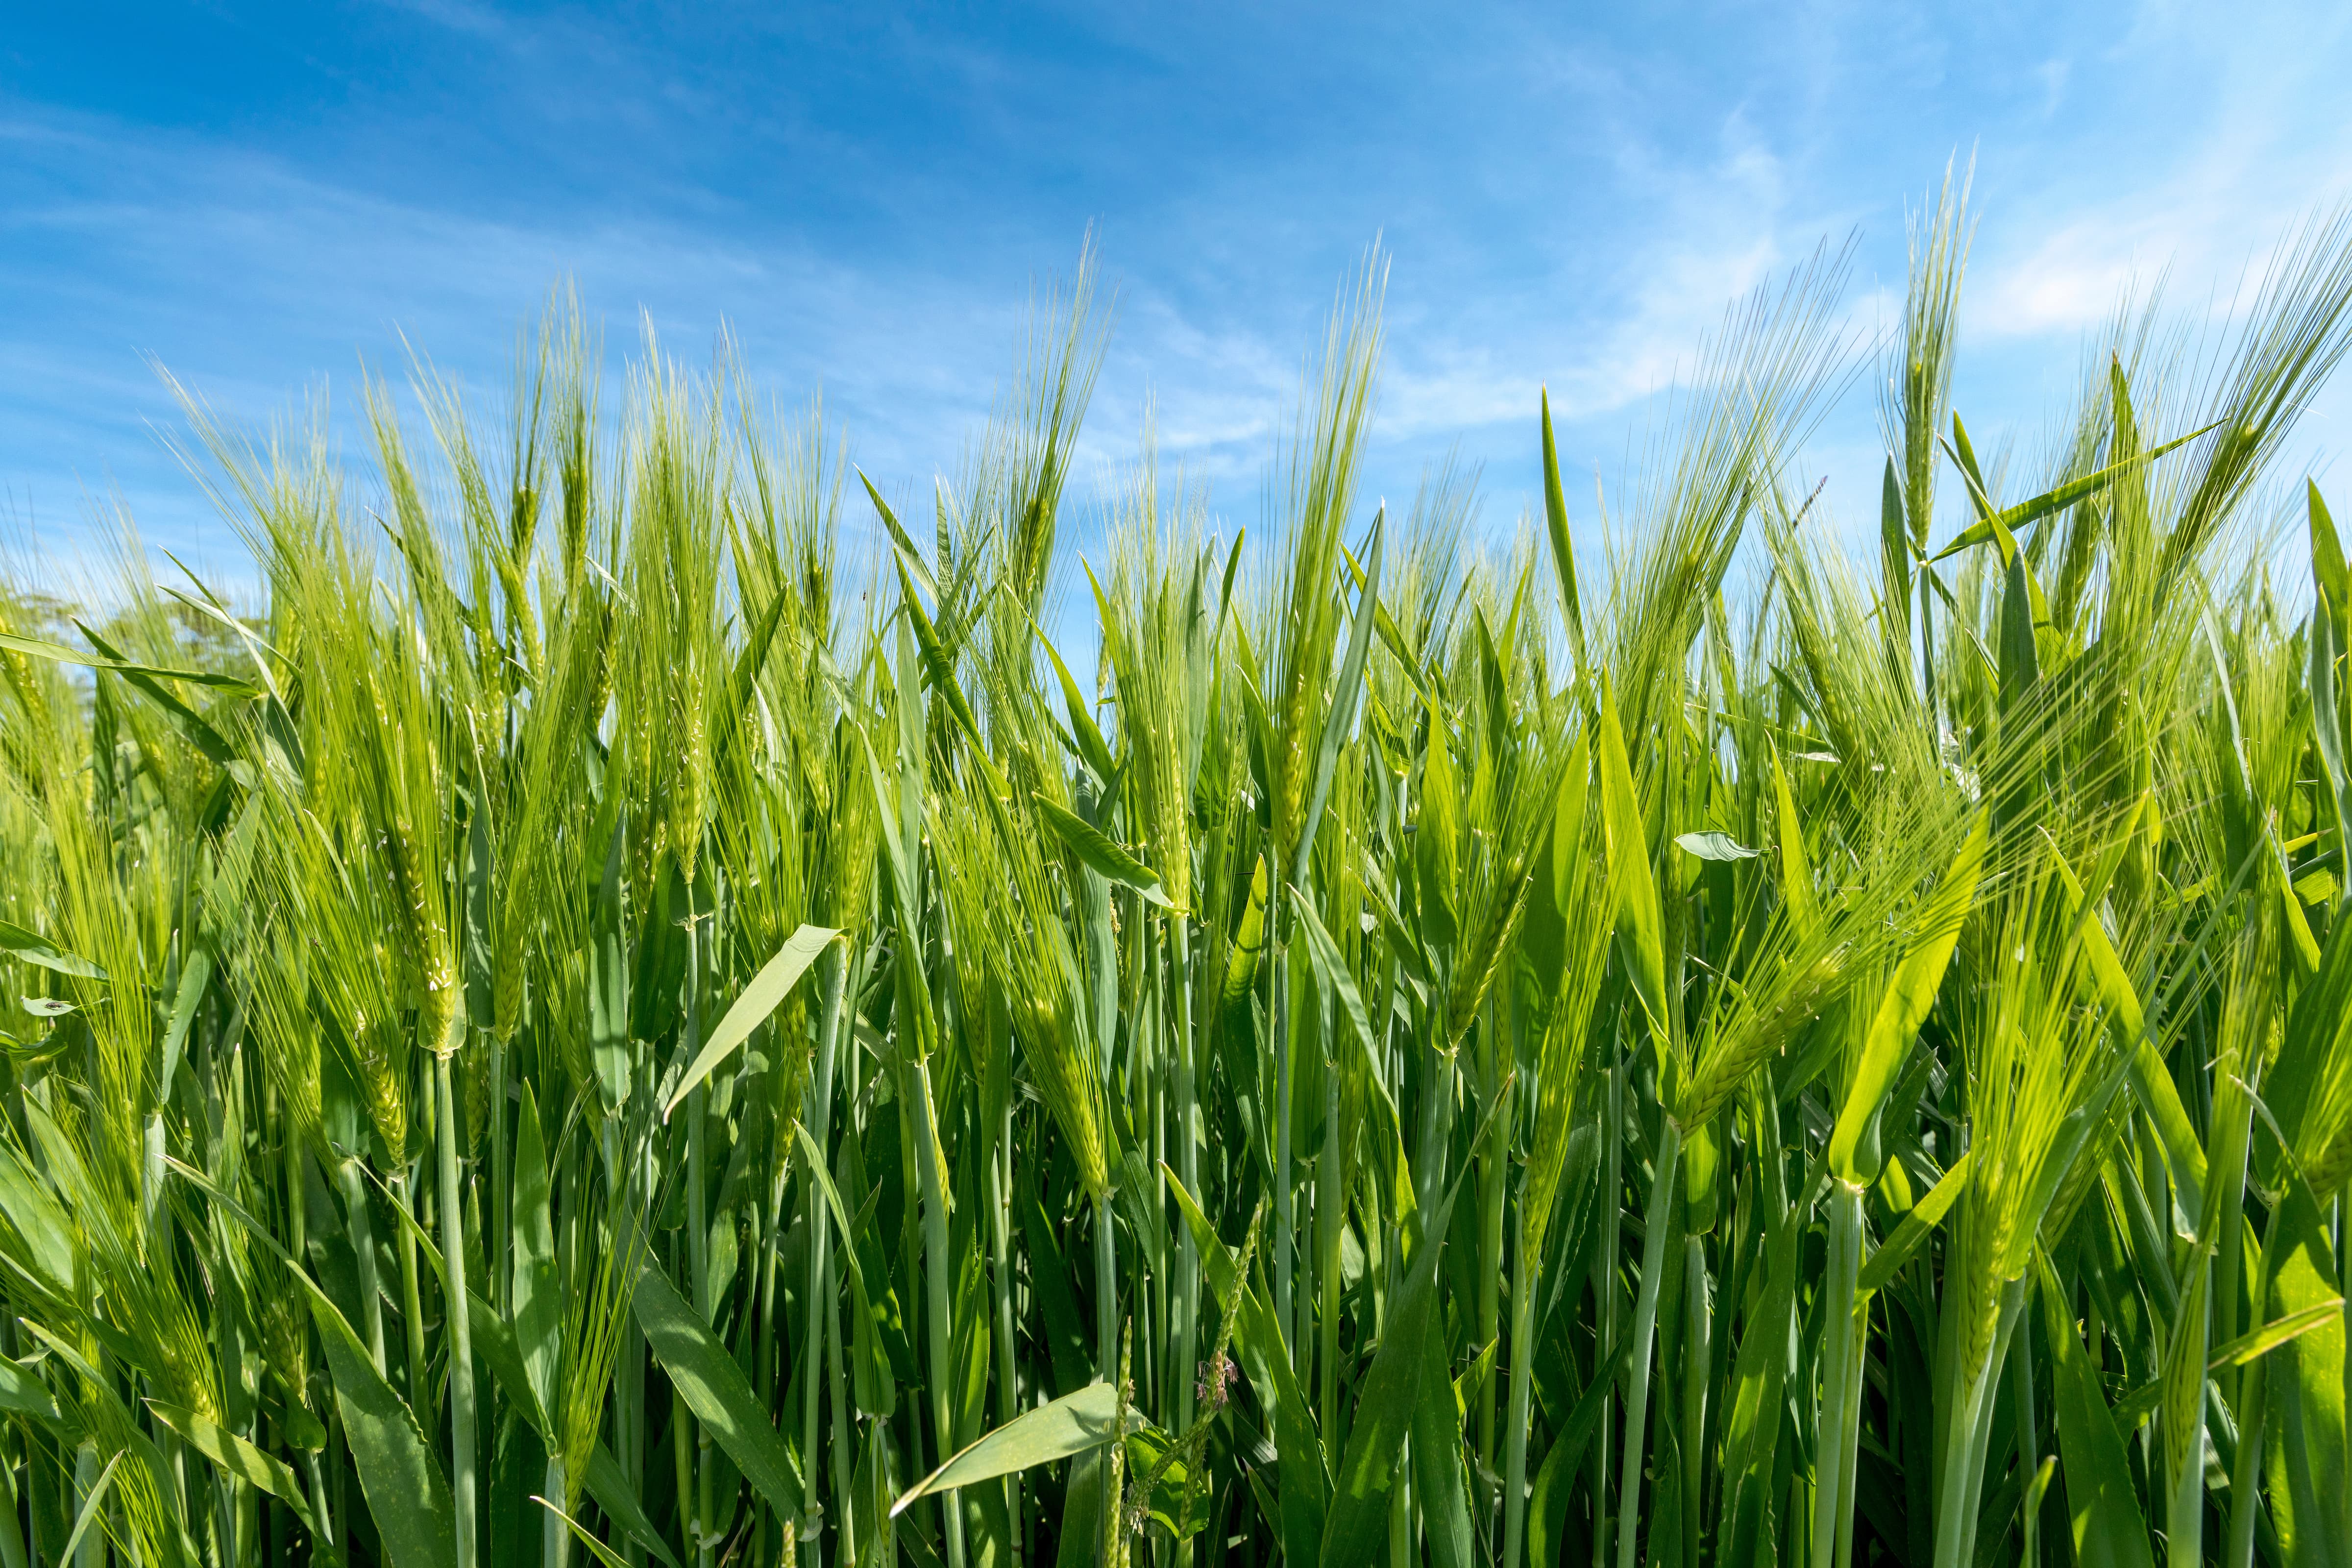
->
[632,1263,805,1519]
[1033,793,1176,908]
[664,925,838,1119]
[893,1382,1129,1515]
[1673,831,1758,862]
[0,922,106,980]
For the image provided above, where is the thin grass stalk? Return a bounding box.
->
[2011,1321,2038,1568]
[1592,1047,1622,1568]
[339,1159,390,1373]
[682,917,716,1568]
[1478,1019,1508,1480]
[437,1050,479,1568]
[2226,1350,2268,1568]
[1680,1230,1711,1564]
[1500,1196,1537,1568]
[909,1055,967,1568]
[397,1168,434,1439]
[803,943,847,1553]
[1934,1275,2028,1568]
[1812,1181,1865,1568]
[990,1096,1020,1564]
[1317,988,1343,1447]
[1170,916,1200,1447]
[1615,1117,1681,1568]
[1272,886,1295,1360]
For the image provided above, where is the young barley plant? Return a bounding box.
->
[4,190,2352,1568]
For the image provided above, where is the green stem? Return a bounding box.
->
[804,945,847,1552]
[1272,883,1294,1355]
[1500,1213,1537,1568]
[543,1454,570,1568]
[1096,1192,1119,1381]
[992,1098,1021,1566]
[1592,1052,1622,1568]
[1933,1277,2028,1568]
[1615,1117,1682,1568]
[1317,989,1342,1447]
[684,917,714,1568]
[2224,1351,2267,1568]
[1171,918,1200,1446]
[1681,1230,1712,1567]
[909,1055,967,1568]
[2011,1305,2038,1568]
[339,1159,389,1376]
[490,1038,509,1315]
[437,1052,478,1568]
[1813,1182,1864,1568]
[396,1168,435,1442]
[1477,1018,1506,1475]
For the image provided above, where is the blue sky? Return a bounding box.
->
[7,1,2352,596]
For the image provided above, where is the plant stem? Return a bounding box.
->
[804,943,847,1554]
[1813,1181,1865,1568]
[1500,1206,1536,1568]
[340,1158,389,1375]
[437,1051,478,1568]
[1616,1116,1682,1568]
[1272,882,1294,1358]
[909,1054,967,1568]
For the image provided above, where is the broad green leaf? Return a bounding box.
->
[76,621,243,766]
[1997,547,2041,712]
[149,1400,318,1535]
[1930,420,2218,563]
[1829,817,1985,1183]
[1526,1346,1627,1568]
[1320,1129,1475,1568]
[1769,751,1819,944]
[0,921,105,980]
[0,628,255,692]
[1412,1322,1472,1568]
[1596,686,1666,1034]
[1292,893,1376,1059]
[1033,793,1176,908]
[2051,851,2210,1213]
[56,1449,124,1567]
[2036,1252,2154,1568]
[1031,617,1118,784]
[0,1354,57,1425]
[2313,480,2350,648]
[2206,1297,2346,1370]
[664,924,838,1119]
[1857,1151,1972,1293]
[159,946,208,1091]
[632,1262,805,1518]
[513,1083,559,1421]
[585,1444,684,1568]
[535,1494,636,1568]
[1540,391,1589,676]
[1673,830,1757,862]
[1296,509,1383,879]
[859,469,942,603]
[312,1263,459,1568]
[893,1382,1128,1514]
[1881,455,1911,640]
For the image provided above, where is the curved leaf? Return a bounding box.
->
[893,1381,1127,1516]
[632,1263,805,1519]
[664,925,838,1119]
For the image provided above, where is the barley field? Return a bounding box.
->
[0,185,2349,1568]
